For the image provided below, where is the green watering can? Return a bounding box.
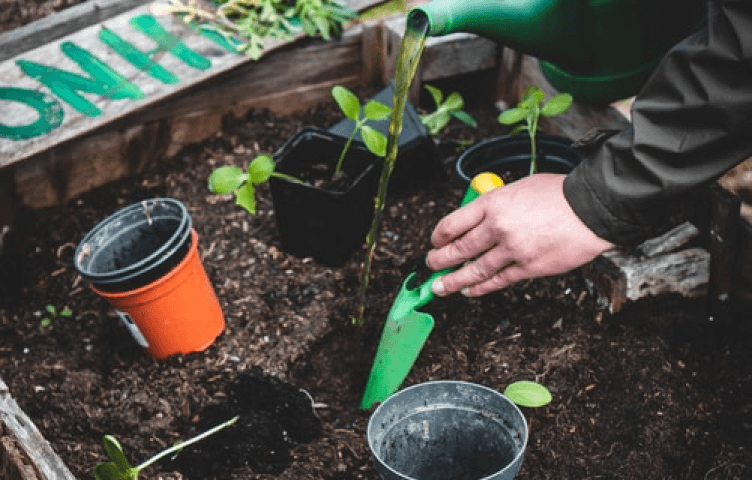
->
[408,0,707,103]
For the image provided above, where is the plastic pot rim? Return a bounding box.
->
[367,380,529,480]
[74,198,191,289]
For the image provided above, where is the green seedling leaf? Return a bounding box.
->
[443,91,464,111]
[332,85,361,121]
[520,85,545,107]
[361,125,387,157]
[248,155,275,184]
[60,307,73,317]
[424,83,443,107]
[497,107,528,125]
[364,100,391,121]
[45,304,56,316]
[40,318,52,328]
[101,435,133,472]
[93,461,134,480]
[208,165,247,194]
[541,93,573,117]
[235,183,257,215]
[504,380,552,408]
[451,110,477,128]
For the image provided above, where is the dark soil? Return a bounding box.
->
[1,75,750,480]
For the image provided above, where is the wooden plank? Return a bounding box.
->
[0,0,153,61]
[582,222,710,313]
[0,378,77,480]
[6,25,367,210]
[0,0,382,168]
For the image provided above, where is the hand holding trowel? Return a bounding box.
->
[360,172,504,409]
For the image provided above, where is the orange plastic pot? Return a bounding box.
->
[92,229,225,360]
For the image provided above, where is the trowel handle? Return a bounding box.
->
[411,172,504,308]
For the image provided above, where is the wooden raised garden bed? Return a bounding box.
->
[1,1,750,479]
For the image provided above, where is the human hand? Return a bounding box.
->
[426,174,614,297]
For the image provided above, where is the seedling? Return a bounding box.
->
[497,85,573,175]
[419,84,476,136]
[331,85,392,173]
[208,154,301,215]
[93,415,238,480]
[504,380,552,408]
[39,304,72,328]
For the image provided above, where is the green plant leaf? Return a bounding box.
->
[207,166,247,194]
[451,110,477,128]
[428,111,451,135]
[520,85,544,107]
[497,107,528,125]
[541,93,573,117]
[332,85,361,121]
[509,124,527,135]
[247,155,275,184]
[363,100,391,121]
[101,435,133,472]
[93,461,134,480]
[40,318,52,328]
[60,307,73,317]
[424,84,443,107]
[45,304,56,316]
[361,126,387,157]
[235,183,257,215]
[503,380,552,408]
[443,91,464,111]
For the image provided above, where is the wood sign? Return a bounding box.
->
[0,0,380,168]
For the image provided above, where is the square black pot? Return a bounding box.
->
[328,83,446,193]
[269,128,380,267]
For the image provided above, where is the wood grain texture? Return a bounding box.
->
[1,378,76,480]
[0,0,153,61]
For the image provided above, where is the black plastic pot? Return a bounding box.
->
[269,128,380,267]
[456,134,582,186]
[328,83,446,193]
[74,198,192,292]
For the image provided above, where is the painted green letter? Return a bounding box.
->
[0,87,64,140]
[129,15,211,71]
[98,26,180,84]
[16,42,144,117]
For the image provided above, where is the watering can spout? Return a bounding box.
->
[408,0,577,65]
[407,0,707,104]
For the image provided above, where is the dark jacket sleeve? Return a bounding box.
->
[563,0,752,246]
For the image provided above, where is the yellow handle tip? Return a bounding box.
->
[471,172,504,195]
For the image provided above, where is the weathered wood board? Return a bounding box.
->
[0,0,154,62]
[1,378,77,480]
[582,222,711,314]
[0,0,379,168]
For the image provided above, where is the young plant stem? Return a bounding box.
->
[529,108,539,175]
[137,416,238,472]
[334,130,357,174]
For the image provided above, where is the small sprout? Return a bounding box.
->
[331,85,392,173]
[93,416,238,480]
[207,155,300,216]
[497,85,573,175]
[419,84,476,136]
[40,304,72,328]
[503,380,553,408]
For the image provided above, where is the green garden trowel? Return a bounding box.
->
[360,172,504,409]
